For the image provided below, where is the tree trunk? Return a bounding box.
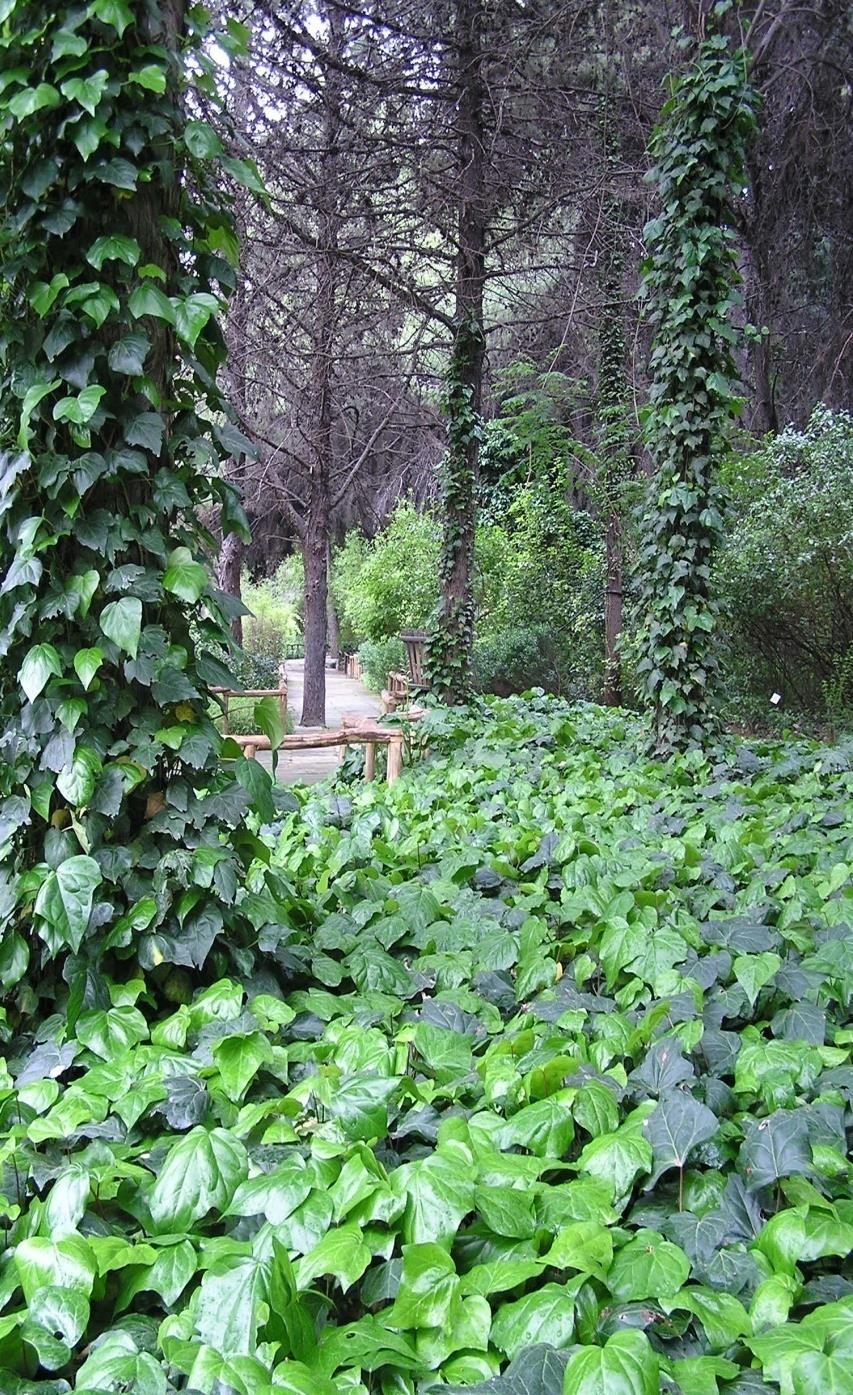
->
[301,511,329,725]
[430,0,487,703]
[217,530,244,645]
[326,541,340,666]
[603,513,623,706]
[300,0,343,726]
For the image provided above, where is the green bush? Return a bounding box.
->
[473,625,568,695]
[716,406,853,721]
[477,483,604,698]
[357,635,407,691]
[333,504,440,642]
[241,561,303,687]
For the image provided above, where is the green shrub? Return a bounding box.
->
[473,625,568,695]
[716,406,853,720]
[357,635,407,691]
[477,484,604,698]
[333,504,440,642]
[241,562,303,687]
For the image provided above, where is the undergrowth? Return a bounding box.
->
[0,698,851,1395]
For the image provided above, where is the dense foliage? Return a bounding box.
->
[636,31,757,752]
[0,699,850,1392]
[715,407,853,725]
[0,2,288,1005]
[334,491,603,700]
[241,564,303,690]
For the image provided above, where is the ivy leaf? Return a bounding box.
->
[129,283,176,324]
[129,64,166,93]
[34,856,102,953]
[643,1089,719,1186]
[195,1254,269,1356]
[608,1229,690,1302]
[220,154,267,196]
[20,643,62,702]
[176,291,220,349]
[81,285,120,327]
[791,1349,853,1395]
[563,1331,659,1395]
[18,379,61,448]
[254,694,286,752]
[490,1282,576,1360]
[61,70,110,117]
[294,1224,372,1294]
[163,546,208,603]
[387,1244,460,1329]
[95,157,138,190]
[14,1236,96,1303]
[74,647,104,690]
[86,234,141,270]
[125,411,164,455]
[9,84,61,119]
[577,1128,652,1197]
[53,386,105,425]
[108,332,150,375]
[185,120,223,159]
[51,30,88,59]
[148,1126,247,1233]
[212,1030,271,1102]
[28,274,69,317]
[56,747,101,806]
[29,1287,89,1346]
[89,0,134,36]
[72,115,110,161]
[100,597,142,658]
[739,1109,813,1192]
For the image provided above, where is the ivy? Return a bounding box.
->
[0,1,282,1008]
[636,24,757,753]
[427,315,483,704]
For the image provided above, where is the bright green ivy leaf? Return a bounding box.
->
[34,855,102,952]
[563,1330,659,1395]
[163,546,208,603]
[61,70,110,116]
[20,643,62,702]
[99,596,142,658]
[74,647,104,689]
[148,1127,247,1233]
[86,234,141,270]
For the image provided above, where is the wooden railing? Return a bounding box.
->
[229,721,405,784]
[211,664,288,734]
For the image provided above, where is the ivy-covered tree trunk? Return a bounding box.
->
[637,32,756,752]
[428,0,486,704]
[0,1,265,1001]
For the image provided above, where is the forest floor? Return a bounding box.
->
[259,658,382,784]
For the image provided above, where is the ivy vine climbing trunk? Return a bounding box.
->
[0,1,267,1004]
[428,0,487,704]
[218,291,251,646]
[637,31,757,752]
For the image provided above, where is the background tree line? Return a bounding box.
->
[214,0,852,727]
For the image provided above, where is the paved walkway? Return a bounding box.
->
[260,659,382,785]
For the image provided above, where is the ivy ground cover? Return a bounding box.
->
[0,698,851,1394]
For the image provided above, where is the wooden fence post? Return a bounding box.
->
[387,734,403,785]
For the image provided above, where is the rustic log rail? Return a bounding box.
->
[225,710,425,785]
[211,663,288,734]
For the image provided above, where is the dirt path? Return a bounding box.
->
[259,659,382,785]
